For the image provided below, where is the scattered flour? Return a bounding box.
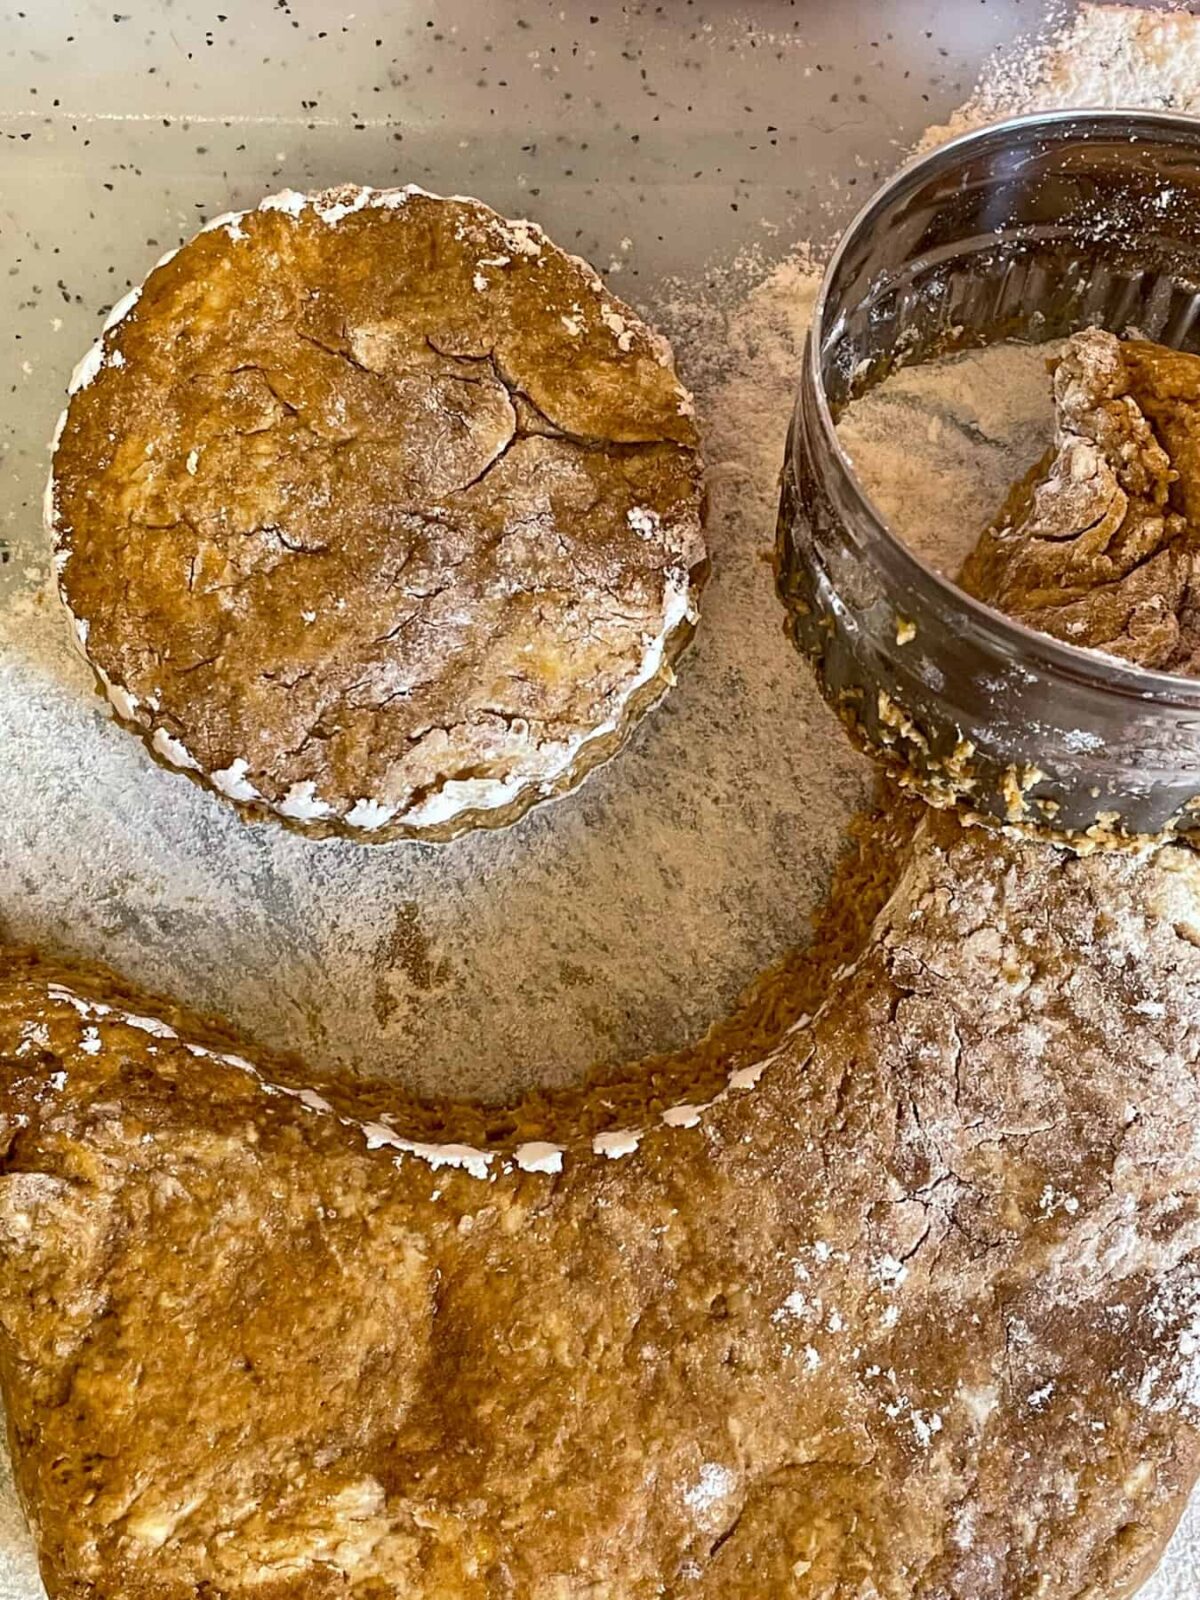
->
[837,341,1059,574]
[683,1462,736,1520]
[2,1,1200,1593]
[921,2,1200,151]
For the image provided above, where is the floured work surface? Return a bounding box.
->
[1,251,868,1105]
[0,0,1039,1107]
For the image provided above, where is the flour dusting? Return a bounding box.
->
[837,342,1060,576]
[922,2,1200,151]
[0,244,866,1105]
[3,0,1200,1593]
[853,6,1200,1586]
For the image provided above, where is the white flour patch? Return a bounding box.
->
[838,342,1059,579]
[683,1463,736,1518]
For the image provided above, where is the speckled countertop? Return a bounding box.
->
[0,3,1194,1597]
[0,0,1033,1101]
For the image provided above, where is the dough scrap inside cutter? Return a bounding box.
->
[961,328,1200,675]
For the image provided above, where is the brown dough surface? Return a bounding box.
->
[960,328,1200,671]
[2,818,1200,1600]
[49,187,706,840]
[4,335,1200,1598]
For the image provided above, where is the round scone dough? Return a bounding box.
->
[48,184,707,841]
